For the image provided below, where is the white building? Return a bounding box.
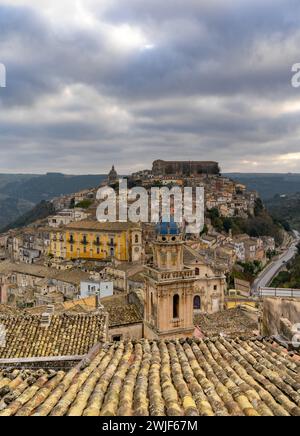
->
[80,279,114,299]
[48,209,88,228]
[232,241,246,262]
[19,247,41,264]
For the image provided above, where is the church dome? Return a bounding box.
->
[108,165,118,183]
[156,217,180,236]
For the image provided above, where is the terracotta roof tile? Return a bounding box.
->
[0,337,299,416]
[0,305,21,316]
[0,313,108,359]
[65,220,140,232]
[194,308,258,338]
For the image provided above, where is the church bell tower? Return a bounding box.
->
[144,220,196,339]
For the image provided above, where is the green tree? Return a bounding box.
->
[200,224,208,236]
[254,198,264,216]
[223,218,233,233]
[75,199,93,209]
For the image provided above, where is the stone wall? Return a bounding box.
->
[262,297,300,337]
[152,160,220,176]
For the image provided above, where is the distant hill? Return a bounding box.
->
[225,173,300,200]
[0,173,106,203]
[0,173,107,231]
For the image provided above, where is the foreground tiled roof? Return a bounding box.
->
[0,312,108,359]
[0,337,299,416]
[0,368,67,416]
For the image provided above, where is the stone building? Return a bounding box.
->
[104,263,144,292]
[144,221,225,339]
[74,189,95,206]
[152,159,220,176]
[0,261,91,305]
[101,294,143,342]
[183,245,226,312]
[48,209,88,228]
[50,220,143,263]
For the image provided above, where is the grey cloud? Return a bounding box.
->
[0,1,300,173]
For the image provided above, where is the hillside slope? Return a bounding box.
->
[0,196,34,229]
[0,174,38,190]
[2,200,56,232]
[1,173,106,203]
[226,173,300,199]
[265,193,300,232]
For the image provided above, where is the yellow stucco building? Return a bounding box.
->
[50,221,142,262]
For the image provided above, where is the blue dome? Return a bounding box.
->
[169,219,179,235]
[156,217,180,235]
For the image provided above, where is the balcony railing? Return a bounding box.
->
[80,240,89,246]
[145,266,196,282]
[172,318,183,328]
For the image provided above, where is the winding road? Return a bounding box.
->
[251,230,300,295]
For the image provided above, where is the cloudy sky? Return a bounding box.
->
[0,0,300,174]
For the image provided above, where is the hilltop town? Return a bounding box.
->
[0,160,299,417]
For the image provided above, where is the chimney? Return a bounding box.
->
[46,304,55,314]
[40,312,52,328]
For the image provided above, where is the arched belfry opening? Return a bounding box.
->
[193,295,201,310]
[173,294,180,319]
